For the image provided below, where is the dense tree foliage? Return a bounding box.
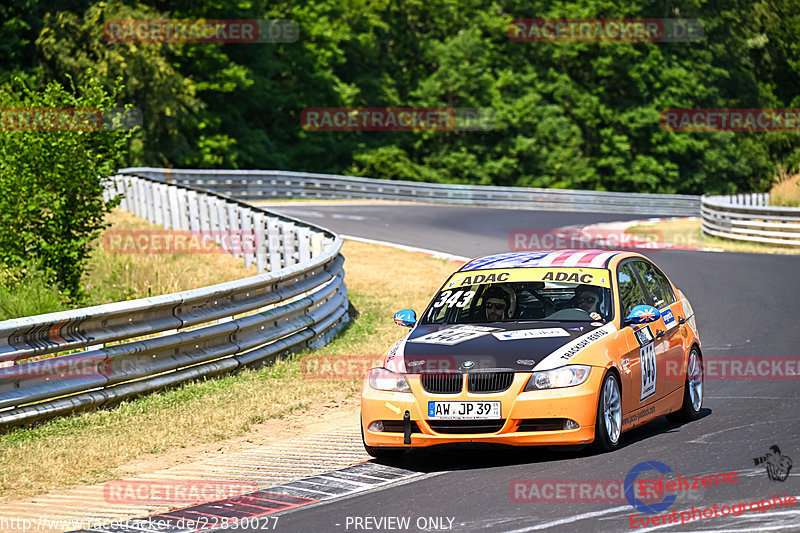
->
[2,0,799,195]
[0,74,131,296]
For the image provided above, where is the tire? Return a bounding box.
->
[667,348,703,423]
[361,420,405,460]
[593,371,622,452]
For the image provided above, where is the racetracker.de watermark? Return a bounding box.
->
[509,19,704,42]
[105,19,298,43]
[661,108,800,132]
[103,230,259,254]
[302,355,497,378]
[300,107,495,131]
[0,354,108,382]
[509,229,672,252]
[103,479,259,504]
[0,107,142,131]
[510,479,662,503]
[667,356,800,380]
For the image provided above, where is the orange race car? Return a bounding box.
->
[361,250,703,458]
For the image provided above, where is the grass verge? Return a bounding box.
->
[770,171,800,208]
[82,209,258,303]
[0,210,257,321]
[627,218,800,255]
[0,239,459,500]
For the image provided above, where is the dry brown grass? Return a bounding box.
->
[0,239,461,500]
[83,209,258,302]
[770,170,800,208]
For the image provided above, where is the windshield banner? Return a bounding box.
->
[444,268,612,290]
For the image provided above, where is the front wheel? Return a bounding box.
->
[667,348,703,423]
[593,371,622,452]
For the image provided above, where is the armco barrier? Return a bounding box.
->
[0,174,348,428]
[120,168,701,216]
[701,193,800,248]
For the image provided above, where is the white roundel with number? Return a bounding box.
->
[640,343,657,401]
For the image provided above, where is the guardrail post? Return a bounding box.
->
[282,222,298,267]
[187,191,201,233]
[167,186,180,230]
[253,212,268,273]
[227,203,242,259]
[241,209,254,268]
[311,232,323,257]
[144,181,156,223]
[267,217,282,271]
[177,188,190,231]
[131,178,142,217]
[298,227,311,263]
[153,183,164,226]
[209,197,221,245]
[198,194,211,235]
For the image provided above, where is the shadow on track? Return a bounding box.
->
[368,408,712,473]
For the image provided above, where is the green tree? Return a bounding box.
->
[0,73,132,296]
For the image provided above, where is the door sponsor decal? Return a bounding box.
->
[662,308,677,330]
[532,322,617,371]
[492,328,569,341]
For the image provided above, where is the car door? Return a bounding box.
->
[631,260,685,396]
[616,261,662,416]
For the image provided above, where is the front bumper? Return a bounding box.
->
[361,368,604,448]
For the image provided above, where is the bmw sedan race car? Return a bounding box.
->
[361,250,703,458]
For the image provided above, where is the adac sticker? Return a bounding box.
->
[444,267,611,289]
[492,328,569,341]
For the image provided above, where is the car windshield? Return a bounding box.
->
[422,268,613,324]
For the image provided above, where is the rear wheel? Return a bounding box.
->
[593,372,622,452]
[361,420,405,460]
[667,348,703,423]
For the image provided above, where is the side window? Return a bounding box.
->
[632,261,675,308]
[618,263,647,317]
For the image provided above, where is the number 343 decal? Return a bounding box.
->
[432,290,476,309]
[640,342,657,401]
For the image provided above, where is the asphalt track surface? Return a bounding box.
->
[220,204,800,532]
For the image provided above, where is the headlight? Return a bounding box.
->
[368,367,412,393]
[524,365,591,391]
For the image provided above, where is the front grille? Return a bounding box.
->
[467,371,514,393]
[517,418,566,432]
[380,420,421,433]
[428,420,506,434]
[420,372,463,394]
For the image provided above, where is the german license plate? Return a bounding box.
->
[427,401,501,420]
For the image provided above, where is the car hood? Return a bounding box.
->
[393,321,615,372]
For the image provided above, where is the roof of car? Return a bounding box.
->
[460,250,629,271]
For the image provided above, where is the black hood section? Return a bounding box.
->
[403,322,599,372]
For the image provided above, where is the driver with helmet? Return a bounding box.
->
[573,284,604,321]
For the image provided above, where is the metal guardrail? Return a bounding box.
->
[702,193,800,247]
[0,174,349,428]
[120,168,702,216]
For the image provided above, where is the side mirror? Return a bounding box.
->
[393,309,417,328]
[624,305,661,327]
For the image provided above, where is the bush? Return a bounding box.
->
[0,73,132,297]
